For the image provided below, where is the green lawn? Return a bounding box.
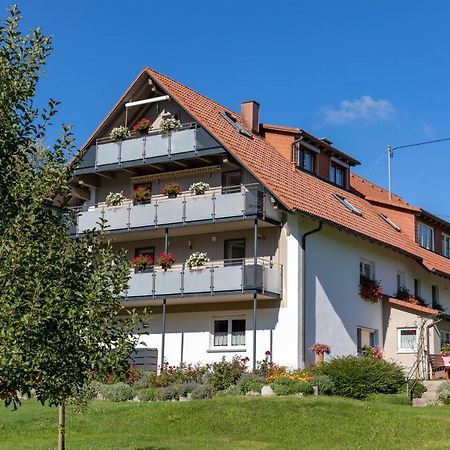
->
[0,397,449,449]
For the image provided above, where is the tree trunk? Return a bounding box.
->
[58,403,65,450]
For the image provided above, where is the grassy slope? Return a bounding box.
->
[0,397,449,449]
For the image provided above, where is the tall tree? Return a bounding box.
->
[0,6,147,448]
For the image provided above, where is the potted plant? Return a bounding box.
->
[359,275,383,303]
[109,126,130,141]
[189,182,210,196]
[157,252,176,271]
[132,118,152,135]
[131,186,152,204]
[162,183,182,199]
[130,254,153,272]
[309,343,331,364]
[105,191,125,207]
[160,117,181,136]
[395,287,427,307]
[185,252,209,270]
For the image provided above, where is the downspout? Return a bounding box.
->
[300,221,323,367]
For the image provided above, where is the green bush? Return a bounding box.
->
[139,387,160,402]
[206,356,246,392]
[437,381,450,405]
[314,356,405,400]
[191,384,215,400]
[270,383,290,396]
[269,377,313,395]
[236,373,266,394]
[84,381,104,399]
[101,382,133,402]
[366,393,411,405]
[310,374,335,396]
[401,381,427,399]
[217,385,242,397]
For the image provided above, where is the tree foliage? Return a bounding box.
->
[0,5,148,408]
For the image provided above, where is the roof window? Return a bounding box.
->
[380,213,401,232]
[220,111,253,138]
[334,193,362,216]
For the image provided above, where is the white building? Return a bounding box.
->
[69,68,450,376]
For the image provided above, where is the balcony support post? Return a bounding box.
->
[160,227,169,373]
[253,219,258,371]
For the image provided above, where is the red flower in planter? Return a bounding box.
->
[359,275,383,303]
[157,252,176,270]
[130,255,153,270]
[132,118,152,132]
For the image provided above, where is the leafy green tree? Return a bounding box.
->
[0,6,148,448]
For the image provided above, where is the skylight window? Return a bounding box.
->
[220,111,253,138]
[380,213,401,232]
[333,193,362,216]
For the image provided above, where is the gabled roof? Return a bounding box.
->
[75,67,450,279]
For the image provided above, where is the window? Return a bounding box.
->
[360,259,374,279]
[442,234,450,258]
[418,223,434,250]
[441,330,450,346]
[220,111,253,138]
[397,271,406,290]
[222,171,242,194]
[357,327,377,354]
[414,278,421,298]
[224,239,246,266]
[380,213,401,232]
[334,194,362,216]
[329,162,346,187]
[297,145,316,173]
[432,285,439,308]
[397,328,417,353]
[212,317,246,348]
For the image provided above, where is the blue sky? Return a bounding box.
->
[13,0,450,218]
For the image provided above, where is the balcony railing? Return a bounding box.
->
[124,258,282,300]
[73,184,280,235]
[95,123,197,167]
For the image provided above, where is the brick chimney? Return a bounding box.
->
[241,101,260,134]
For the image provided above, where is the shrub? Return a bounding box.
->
[270,383,290,396]
[267,368,311,384]
[218,385,242,397]
[437,381,450,405]
[237,373,266,394]
[310,374,335,395]
[366,393,411,405]
[269,377,313,395]
[402,381,427,399]
[101,382,133,402]
[314,356,405,400]
[206,356,247,392]
[146,363,208,387]
[191,384,215,400]
[139,387,160,402]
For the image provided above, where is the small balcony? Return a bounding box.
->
[73,184,281,235]
[124,258,282,303]
[95,123,197,168]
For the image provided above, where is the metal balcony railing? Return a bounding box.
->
[73,184,280,235]
[95,123,197,167]
[124,257,283,300]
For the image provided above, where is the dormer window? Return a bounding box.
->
[442,233,450,258]
[418,222,434,251]
[329,159,347,188]
[297,145,316,173]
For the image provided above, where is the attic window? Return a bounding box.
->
[380,213,401,232]
[220,111,253,138]
[334,193,362,216]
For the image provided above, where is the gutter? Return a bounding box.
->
[300,221,323,367]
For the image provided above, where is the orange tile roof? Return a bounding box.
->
[383,295,440,316]
[76,67,450,279]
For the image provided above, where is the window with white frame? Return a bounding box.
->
[360,259,374,279]
[397,328,417,353]
[357,327,377,354]
[442,234,450,258]
[418,223,434,250]
[211,317,246,348]
[396,271,406,290]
